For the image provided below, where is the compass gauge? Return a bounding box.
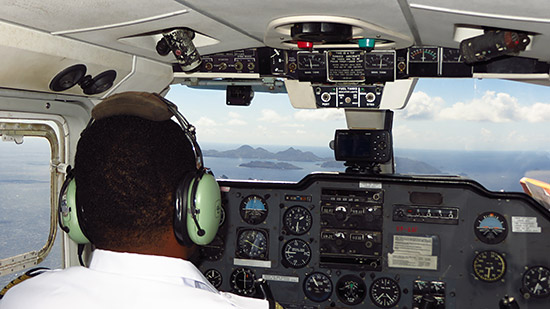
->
[236,229,268,260]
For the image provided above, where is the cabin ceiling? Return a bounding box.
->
[1,0,550,62]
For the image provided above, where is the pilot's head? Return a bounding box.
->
[74,93,196,254]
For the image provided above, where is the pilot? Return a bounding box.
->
[0,92,269,308]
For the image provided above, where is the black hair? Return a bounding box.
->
[74,115,196,249]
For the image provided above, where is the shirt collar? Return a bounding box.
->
[88,249,211,286]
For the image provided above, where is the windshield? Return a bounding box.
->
[168,78,550,192]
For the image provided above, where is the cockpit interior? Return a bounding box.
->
[0,1,549,308]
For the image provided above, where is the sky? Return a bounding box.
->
[166,78,550,152]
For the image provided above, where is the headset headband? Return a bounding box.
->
[89,92,204,170]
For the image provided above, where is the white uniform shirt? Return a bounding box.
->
[0,249,269,309]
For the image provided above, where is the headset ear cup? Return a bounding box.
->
[59,178,90,244]
[174,173,195,247]
[186,171,221,246]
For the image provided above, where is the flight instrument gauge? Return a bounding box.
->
[236,229,268,259]
[240,195,268,225]
[522,266,550,298]
[472,250,507,282]
[282,238,311,268]
[474,212,508,244]
[199,234,225,261]
[283,206,313,235]
[304,272,333,302]
[230,268,256,296]
[369,277,401,308]
[336,274,367,305]
[204,269,223,288]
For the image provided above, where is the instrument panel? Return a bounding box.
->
[198,173,550,308]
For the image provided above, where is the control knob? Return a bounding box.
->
[335,206,347,221]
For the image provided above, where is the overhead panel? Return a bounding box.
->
[177,0,414,50]
[410,0,550,61]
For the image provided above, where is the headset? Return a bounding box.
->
[58,92,221,248]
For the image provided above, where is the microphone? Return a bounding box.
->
[191,208,205,237]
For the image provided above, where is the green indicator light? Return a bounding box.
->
[358,38,375,48]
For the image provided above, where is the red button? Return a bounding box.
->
[297,41,313,49]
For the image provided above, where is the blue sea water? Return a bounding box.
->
[202,144,550,192]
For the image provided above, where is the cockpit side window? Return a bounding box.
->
[0,122,62,290]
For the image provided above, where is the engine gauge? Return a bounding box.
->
[199,234,225,261]
[297,52,325,70]
[369,277,401,308]
[283,206,312,235]
[304,272,333,302]
[282,238,311,268]
[522,266,550,298]
[409,47,439,63]
[364,53,394,69]
[230,268,256,296]
[236,229,268,259]
[474,212,508,244]
[472,250,507,282]
[240,195,268,225]
[336,274,367,305]
[442,48,463,63]
[204,269,223,288]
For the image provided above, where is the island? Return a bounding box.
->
[239,161,303,170]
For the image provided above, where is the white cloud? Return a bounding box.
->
[518,102,550,122]
[227,119,247,126]
[228,111,242,119]
[195,116,218,127]
[480,128,493,141]
[281,123,305,128]
[293,109,345,121]
[506,130,529,144]
[259,109,286,123]
[439,91,518,122]
[401,90,550,123]
[398,91,444,120]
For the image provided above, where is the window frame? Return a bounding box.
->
[0,120,65,277]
